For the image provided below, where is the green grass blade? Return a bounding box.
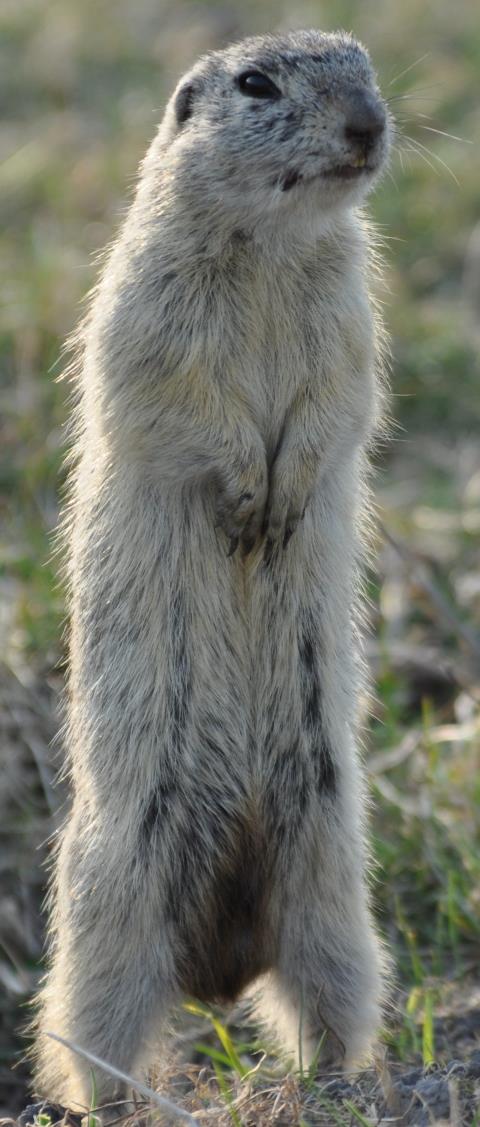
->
[316,1092,348,1125]
[194,1042,234,1069]
[183,1000,247,1077]
[308,1031,327,1075]
[343,1099,373,1125]
[209,1015,247,1078]
[422,989,435,1066]
[213,1062,242,1127]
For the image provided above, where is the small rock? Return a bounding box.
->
[319,1077,357,1098]
[17,1104,82,1127]
[446,1058,466,1076]
[415,1075,450,1118]
[466,1049,480,1079]
[395,1068,422,1087]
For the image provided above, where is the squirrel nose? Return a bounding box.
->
[344,89,386,148]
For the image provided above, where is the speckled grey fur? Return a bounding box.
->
[34,29,392,1111]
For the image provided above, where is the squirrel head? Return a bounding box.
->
[153,30,391,232]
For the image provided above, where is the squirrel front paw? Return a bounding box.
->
[262,474,310,565]
[215,458,268,557]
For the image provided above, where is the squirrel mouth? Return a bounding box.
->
[323,158,374,180]
[280,157,377,191]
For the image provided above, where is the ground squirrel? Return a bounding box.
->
[34,29,391,1112]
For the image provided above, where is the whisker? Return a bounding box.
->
[403,134,460,184]
[418,124,472,144]
[386,97,435,108]
[390,116,454,137]
[390,125,416,144]
[384,169,399,192]
[385,84,444,103]
[399,140,439,177]
[389,118,415,132]
[388,54,431,87]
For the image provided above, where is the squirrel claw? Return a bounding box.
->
[263,537,275,567]
[283,527,294,549]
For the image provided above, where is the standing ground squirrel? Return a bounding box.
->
[34,28,391,1112]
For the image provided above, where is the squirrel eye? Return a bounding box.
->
[237,71,281,99]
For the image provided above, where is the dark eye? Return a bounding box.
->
[237,71,281,100]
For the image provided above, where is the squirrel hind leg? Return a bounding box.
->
[33,820,180,1114]
[252,889,386,1074]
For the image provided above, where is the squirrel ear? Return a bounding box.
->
[174,80,201,125]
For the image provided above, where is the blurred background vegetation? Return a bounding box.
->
[1,0,479,1118]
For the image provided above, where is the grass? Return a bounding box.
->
[1,0,479,1121]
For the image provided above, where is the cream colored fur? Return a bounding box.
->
[34,29,391,1111]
